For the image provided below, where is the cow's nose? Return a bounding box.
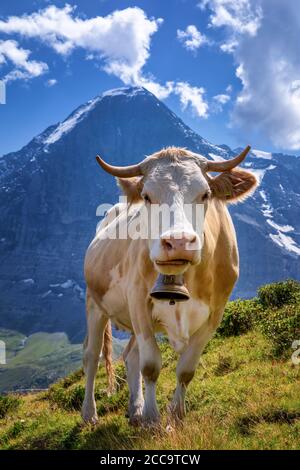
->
[161,232,197,252]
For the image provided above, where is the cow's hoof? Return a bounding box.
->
[82,413,98,426]
[141,415,161,430]
[81,401,98,425]
[129,415,142,427]
[167,402,185,425]
[127,402,144,426]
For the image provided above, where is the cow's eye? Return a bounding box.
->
[201,191,209,202]
[143,194,152,204]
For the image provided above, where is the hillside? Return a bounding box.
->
[0,329,126,394]
[0,281,299,450]
[0,86,300,342]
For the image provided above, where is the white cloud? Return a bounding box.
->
[220,40,238,53]
[212,93,230,112]
[45,78,57,87]
[137,77,174,100]
[0,5,162,88]
[198,0,262,36]
[213,93,230,105]
[0,39,48,83]
[174,82,209,118]
[177,25,209,52]
[201,0,300,150]
[0,5,210,118]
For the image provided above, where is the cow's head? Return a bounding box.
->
[96,146,257,275]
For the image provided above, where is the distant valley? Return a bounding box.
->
[0,328,126,393]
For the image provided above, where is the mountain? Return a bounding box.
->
[0,86,299,342]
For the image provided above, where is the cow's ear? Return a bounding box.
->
[208,169,258,203]
[117,177,143,203]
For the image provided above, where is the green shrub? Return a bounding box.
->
[48,363,128,413]
[258,279,300,309]
[217,299,262,337]
[257,303,300,357]
[48,383,85,411]
[61,369,84,389]
[0,395,21,419]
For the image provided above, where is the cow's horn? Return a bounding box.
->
[206,145,251,172]
[96,155,143,178]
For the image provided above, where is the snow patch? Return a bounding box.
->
[267,219,294,233]
[205,142,228,155]
[259,190,274,217]
[102,87,145,98]
[41,290,52,298]
[61,280,74,289]
[234,213,260,227]
[22,278,35,285]
[252,149,273,160]
[50,279,85,299]
[251,164,276,183]
[208,153,225,162]
[267,216,300,255]
[259,190,267,202]
[269,232,300,255]
[44,97,100,145]
[262,205,273,217]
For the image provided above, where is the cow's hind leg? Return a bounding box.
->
[82,293,108,424]
[123,335,144,425]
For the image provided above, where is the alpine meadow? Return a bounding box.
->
[0,0,300,456]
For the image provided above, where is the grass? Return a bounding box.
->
[1,280,299,449]
[0,330,299,450]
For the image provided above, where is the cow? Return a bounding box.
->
[81,146,257,426]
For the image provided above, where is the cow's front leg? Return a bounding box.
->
[170,321,215,422]
[123,335,144,425]
[136,332,162,424]
[130,297,162,425]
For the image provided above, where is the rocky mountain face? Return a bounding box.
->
[0,86,299,342]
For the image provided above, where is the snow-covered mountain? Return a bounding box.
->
[0,86,299,341]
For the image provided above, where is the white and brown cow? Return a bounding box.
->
[82,146,257,425]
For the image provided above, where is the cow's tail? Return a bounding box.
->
[103,320,115,394]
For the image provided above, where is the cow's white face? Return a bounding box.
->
[96,145,257,275]
[140,155,210,275]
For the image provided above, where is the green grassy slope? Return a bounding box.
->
[0,330,299,450]
[0,280,299,450]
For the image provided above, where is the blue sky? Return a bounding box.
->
[0,0,300,156]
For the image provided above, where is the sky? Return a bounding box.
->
[0,0,300,157]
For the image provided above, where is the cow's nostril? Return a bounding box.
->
[162,239,173,251]
[189,235,197,244]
